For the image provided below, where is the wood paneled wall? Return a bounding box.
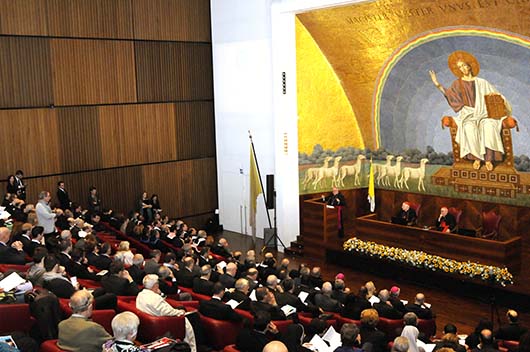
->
[0,1,217,224]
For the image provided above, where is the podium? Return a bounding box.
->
[302,198,342,243]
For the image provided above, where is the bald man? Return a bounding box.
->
[0,227,25,264]
[495,309,528,341]
[405,293,433,319]
[263,341,288,352]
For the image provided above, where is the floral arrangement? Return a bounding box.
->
[343,237,514,286]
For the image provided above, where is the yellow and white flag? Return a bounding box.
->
[249,144,263,235]
[368,157,375,212]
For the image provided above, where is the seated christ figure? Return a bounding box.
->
[429,51,512,171]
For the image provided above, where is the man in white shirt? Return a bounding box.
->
[35,191,62,236]
[136,274,197,352]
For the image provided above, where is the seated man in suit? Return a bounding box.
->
[225,278,252,311]
[101,261,140,296]
[314,281,343,313]
[136,274,197,351]
[219,262,238,289]
[211,238,232,259]
[128,254,146,285]
[176,256,197,288]
[405,293,433,320]
[0,226,25,264]
[435,207,457,233]
[236,310,280,352]
[26,225,45,258]
[389,286,406,315]
[199,282,243,322]
[251,287,286,321]
[58,290,112,352]
[495,309,528,341]
[373,289,403,319]
[472,329,499,352]
[393,202,417,226]
[193,264,215,297]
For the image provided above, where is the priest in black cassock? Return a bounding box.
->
[323,187,346,238]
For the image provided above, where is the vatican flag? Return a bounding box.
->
[368,157,375,212]
[249,144,263,236]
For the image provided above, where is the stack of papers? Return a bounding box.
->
[249,290,257,301]
[0,272,26,292]
[306,325,342,352]
[225,299,241,309]
[368,295,380,305]
[280,304,296,316]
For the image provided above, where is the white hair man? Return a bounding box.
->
[103,311,141,351]
[136,274,197,352]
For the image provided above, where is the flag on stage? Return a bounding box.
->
[249,144,263,236]
[368,157,375,212]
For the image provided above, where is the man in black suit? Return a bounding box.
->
[0,226,25,264]
[405,293,433,319]
[128,254,146,285]
[68,248,99,281]
[94,242,113,270]
[219,262,238,289]
[236,311,279,352]
[245,268,259,292]
[435,207,457,233]
[395,202,417,226]
[13,223,32,255]
[193,264,215,297]
[26,226,46,258]
[162,252,179,278]
[14,170,26,201]
[225,278,252,311]
[314,282,343,313]
[199,282,242,322]
[472,329,499,352]
[495,310,528,341]
[56,181,72,210]
[251,287,286,321]
[211,238,232,259]
[373,289,403,319]
[325,187,347,237]
[276,278,318,315]
[176,256,197,288]
[101,261,140,296]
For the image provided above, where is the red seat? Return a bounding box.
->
[40,339,65,352]
[299,312,338,330]
[0,303,35,334]
[210,253,227,262]
[479,210,502,240]
[78,278,102,289]
[499,340,519,352]
[336,315,361,329]
[116,297,185,342]
[377,317,403,341]
[0,264,30,273]
[417,318,436,339]
[199,314,245,350]
[223,345,240,352]
[409,202,421,223]
[235,309,254,326]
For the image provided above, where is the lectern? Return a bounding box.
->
[302,198,342,242]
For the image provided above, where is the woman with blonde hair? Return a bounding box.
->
[115,241,134,266]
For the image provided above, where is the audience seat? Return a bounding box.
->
[299,312,338,330]
[58,298,115,333]
[78,278,102,289]
[199,314,245,350]
[235,309,254,326]
[0,303,35,334]
[116,298,185,342]
[40,339,65,352]
[223,344,240,352]
[0,264,30,273]
[499,340,519,352]
[336,315,361,328]
[377,317,403,341]
[417,318,436,339]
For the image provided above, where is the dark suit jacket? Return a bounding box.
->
[251,301,286,320]
[343,297,371,320]
[373,302,403,319]
[314,293,342,313]
[360,326,387,352]
[397,208,417,225]
[128,264,145,285]
[57,188,71,210]
[495,323,528,341]
[43,277,76,299]
[101,275,140,296]
[27,241,45,258]
[12,234,31,254]
[389,296,406,314]
[219,273,236,289]
[158,278,179,295]
[236,329,272,352]
[199,298,243,322]
[327,192,346,207]
[405,303,433,319]
[225,290,252,311]
[67,261,99,281]
[176,268,196,288]
[193,277,215,296]
[95,255,112,271]
[0,242,26,264]
[211,245,232,259]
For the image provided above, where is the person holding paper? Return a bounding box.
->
[225,278,252,311]
[236,311,280,352]
[251,287,286,321]
[0,227,25,265]
[314,282,343,313]
[198,282,243,322]
[335,323,363,352]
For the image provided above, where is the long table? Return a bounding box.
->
[355,213,521,271]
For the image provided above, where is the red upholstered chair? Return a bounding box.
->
[210,253,227,262]
[40,339,65,352]
[235,309,254,326]
[299,312,338,330]
[499,340,520,352]
[223,345,240,352]
[448,207,463,231]
[78,278,102,289]
[199,314,245,350]
[479,210,502,240]
[116,298,185,342]
[0,264,30,273]
[0,303,35,334]
[377,317,403,341]
[336,315,361,329]
[417,318,437,339]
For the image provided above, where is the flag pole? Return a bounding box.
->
[248,131,273,229]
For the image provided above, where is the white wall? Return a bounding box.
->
[211,0,363,250]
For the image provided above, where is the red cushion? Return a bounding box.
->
[299,312,338,330]
[501,340,520,352]
[0,264,30,273]
[0,303,35,334]
[223,345,240,352]
[199,314,244,350]
[337,315,361,329]
[92,309,116,334]
[116,298,185,342]
[40,339,65,352]
[377,317,403,341]
[417,318,436,338]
